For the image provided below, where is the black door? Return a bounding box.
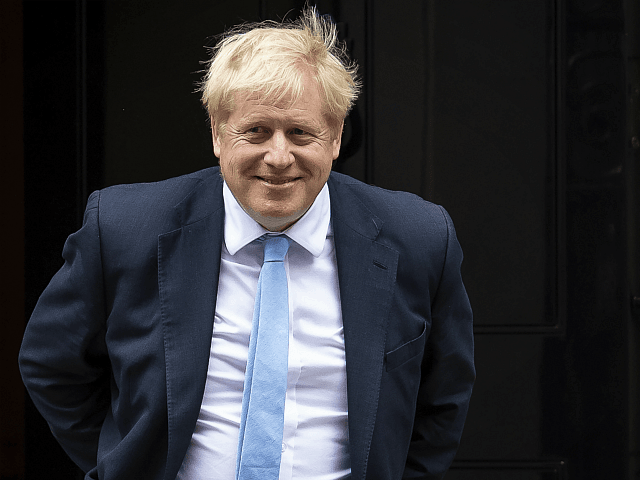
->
[21,1,638,479]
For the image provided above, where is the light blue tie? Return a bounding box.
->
[236,235,291,480]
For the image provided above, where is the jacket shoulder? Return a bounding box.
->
[89,167,221,233]
[328,171,451,237]
[95,167,218,211]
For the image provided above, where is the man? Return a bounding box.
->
[19,7,474,480]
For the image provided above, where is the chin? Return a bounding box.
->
[247,205,308,232]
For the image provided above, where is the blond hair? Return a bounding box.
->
[200,6,360,135]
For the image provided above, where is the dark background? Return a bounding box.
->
[1,0,639,478]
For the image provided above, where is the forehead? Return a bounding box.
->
[233,99,323,129]
[229,74,327,124]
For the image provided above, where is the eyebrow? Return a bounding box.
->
[235,113,324,132]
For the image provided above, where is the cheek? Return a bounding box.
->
[220,155,253,192]
[219,148,236,172]
[315,153,335,177]
[219,156,236,182]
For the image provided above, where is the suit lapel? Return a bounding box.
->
[157,172,225,479]
[328,174,399,480]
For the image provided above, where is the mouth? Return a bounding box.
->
[256,176,300,186]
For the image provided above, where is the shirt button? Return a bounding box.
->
[282,443,286,452]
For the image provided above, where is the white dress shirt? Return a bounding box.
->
[176,181,350,479]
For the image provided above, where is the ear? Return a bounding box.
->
[332,121,344,160]
[210,115,221,158]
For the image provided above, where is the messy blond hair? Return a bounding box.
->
[200,6,360,136]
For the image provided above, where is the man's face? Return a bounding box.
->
[212,73,342,231]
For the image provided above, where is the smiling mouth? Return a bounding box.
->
[257,176,299,185]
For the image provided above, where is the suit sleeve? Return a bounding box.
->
[18,191,110,473]
[403,206,475,479]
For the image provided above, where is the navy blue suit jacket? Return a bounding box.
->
[19,168,474,479]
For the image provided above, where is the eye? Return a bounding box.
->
[291,128,306,135]
[248,126,267,134]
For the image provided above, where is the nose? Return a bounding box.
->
[263,130,294,169]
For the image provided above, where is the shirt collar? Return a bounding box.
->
[223,181,331,257]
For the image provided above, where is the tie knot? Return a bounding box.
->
[262,236,290,263]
